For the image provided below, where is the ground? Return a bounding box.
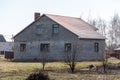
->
[0,55,120,80]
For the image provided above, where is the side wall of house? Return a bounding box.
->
[76,39,105,61]
[14,39,105,61]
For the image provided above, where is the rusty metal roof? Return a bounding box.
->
[45,14,105,39]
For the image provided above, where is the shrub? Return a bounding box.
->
[26,72,49,80]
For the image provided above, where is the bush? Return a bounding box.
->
[26,72,49,80]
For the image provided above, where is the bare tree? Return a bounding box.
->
[96,18,107,36]
[108,13,120,49]
[41,52,47,71]
[88,18,97,28]
[87,17,109,73]
[64,42,78,73]
[40,44,49,71]
[95,51,109,74]
[102,51,108,73]
[88,17,107,37]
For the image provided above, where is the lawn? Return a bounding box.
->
[0,56,120,80]
[0,60,69,80]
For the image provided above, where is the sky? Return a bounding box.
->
[0,0,120,41]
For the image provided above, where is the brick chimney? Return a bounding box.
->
[34,13,40,20]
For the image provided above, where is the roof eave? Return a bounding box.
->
[78,37,106,40]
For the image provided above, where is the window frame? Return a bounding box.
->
[65,43,71,52]
[94,42,99,52]
[20,43,26,52]
[36,24,43,35]
[40,43,50,52]
[52,24,59,34]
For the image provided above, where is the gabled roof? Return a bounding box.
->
[14,14,105,39]
[0,34,6,42]
[45,14,105,39]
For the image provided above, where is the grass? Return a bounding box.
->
[0,61,97,80]
[107,58,120,64]
[76,61,102,68]
[1,76,25,80]
[0,56,120,80]
[0,62,41,72]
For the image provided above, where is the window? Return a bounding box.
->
[36,24,42,35]
[94,42,99,52]
[65,43,71,51]
[52,24,59,34]
[40,44,50,52]
[20,44,26,52]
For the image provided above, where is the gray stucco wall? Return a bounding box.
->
[14,15,78,42]
[14,15,105,61]
[76,39,105,61]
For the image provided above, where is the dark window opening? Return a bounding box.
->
[20,44,26,52]
[0,51,5,55]
[52,24,59,34]
[94,42,99,52]
[40,44,50,52]
[65,43,71,51]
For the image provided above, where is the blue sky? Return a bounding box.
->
[0,0,120,41]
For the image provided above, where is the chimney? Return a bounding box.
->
[34,13,40,20]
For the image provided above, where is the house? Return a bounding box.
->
[110,47,120,59]
[13,13,105,61]
[0,34,14,59]
[0,42,14,55]
[0,42,14,59]
[0,34,6,42]
[0,34,7,54]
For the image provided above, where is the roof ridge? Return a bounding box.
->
[45,14,81,19]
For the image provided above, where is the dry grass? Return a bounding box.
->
[76,61,102,68]
[0,62,40,72]
[108,57,120,64]
[0,56,120,80]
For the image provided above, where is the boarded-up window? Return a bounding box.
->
[20,44,26,52]
[65,43,71,51]
[40,44,50,52]
[94,42,99,52]
[52,24,59,34]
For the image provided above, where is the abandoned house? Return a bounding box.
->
[13,13,105,61]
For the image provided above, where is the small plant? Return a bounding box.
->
[26,72,49,80]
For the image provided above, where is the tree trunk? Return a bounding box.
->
[42,62,45,71]
[70,63,75,73]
